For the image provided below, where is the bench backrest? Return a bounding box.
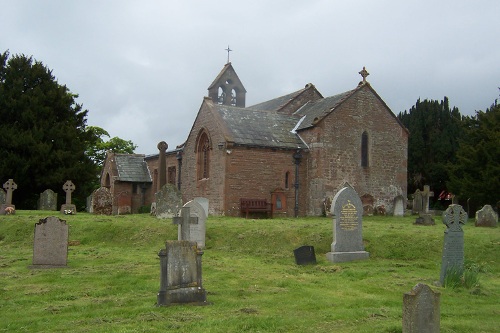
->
[240,198,269,208]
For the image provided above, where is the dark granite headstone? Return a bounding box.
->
[326,186,369,263]
[32,216,68,267]
[440,204,467,285]
[402,283,440,333]
[294,245,317,265]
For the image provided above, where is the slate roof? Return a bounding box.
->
[215,104,306,149]
[247,87,309,112]
[114,154,152,182]
[294,89,356,130]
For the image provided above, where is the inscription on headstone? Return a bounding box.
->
[1,179,17,215]
[440,204,467,285]
[326,186,369,263]
[402,283,440,333]
[32,216,69,267]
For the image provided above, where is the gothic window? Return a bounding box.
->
[197,132,210,180]
[361,131,369,167]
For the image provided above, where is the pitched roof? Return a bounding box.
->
[214,103,306,149]
[294,89,356,130]
[247,83,321,112]
[115,154,152,182]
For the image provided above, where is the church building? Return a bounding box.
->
[101,62,408,216]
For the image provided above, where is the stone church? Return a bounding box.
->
[101,63,408,216]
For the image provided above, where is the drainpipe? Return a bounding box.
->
[176,150,183,191]
[293,149,302,217]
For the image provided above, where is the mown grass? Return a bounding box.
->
[0,211,498,332]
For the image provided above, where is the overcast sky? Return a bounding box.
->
[1,0,499,154]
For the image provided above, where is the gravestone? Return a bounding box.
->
[422,185,434,213]
[414,213,435,226]
[294,245,317,265]
[393,195,405,216]
[402,283,440,333]
[475,205,498,227]
[92,187,113,215]
[1,179,17,215]
[60,180,76,214]
[32,216,69,267]
[440,204,467,285]
[326,186,369,263]
[176,199,208,249]
[38,189,57,211]
[157,240,207,306]
[155,183,182,219]
[412,189,423,214]
[0,188,5,204]
[361,193,374,216]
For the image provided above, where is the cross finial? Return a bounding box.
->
[359,66,369,83]
[225,45,232,64]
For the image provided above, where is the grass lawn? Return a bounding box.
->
[0,211,498,332]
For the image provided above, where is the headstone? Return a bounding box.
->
[361,193,374,216]
[393,195,405,216]
[475,205,498,227]
[91,187,113,215]
[176,199,208,249]
[173,206,199,241]
[155,183,182,219]
[157,240,207,306]
[414,213,435,226]
[1,179,17,215]
[60,180,76,214]
[440,204,467,285]
[32,216,69,267]
[293,245,317,265]
[422,185,434,213]
[402,283,440,333]
[412,189,423,214]
[326,186,369,263]
[38,189,57,211]
[0,189,5,205]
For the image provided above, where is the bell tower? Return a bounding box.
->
[207,62,246,107]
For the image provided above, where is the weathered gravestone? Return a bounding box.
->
[32,216,69,267]
[326,186,369,263]
[157,240,207,306]
[422,185,434,213]
[155,183,182,219]
[175,199,208,249]
[0,188,6,205]
[475,205,498,227]
[440,204,467,285]
[38,189,57,211]
[1,179,17,215]
[402,283,440,333]
[91,187,113,215]
[393,195,405,217]
[414,213,435,226]
[412,189,423,214]
[60,180,76,214]
[294,245,317,265]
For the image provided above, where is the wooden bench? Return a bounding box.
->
[240,198,273,219]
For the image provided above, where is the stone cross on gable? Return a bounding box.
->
[3,179,17,205]
[62,180,75,204]
[443,204,467,232]
[422,185,434,213]
[358,66,369,83]
[173,207,198,241]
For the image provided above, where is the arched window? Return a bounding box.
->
[361,131,369,167]
[217,86,226,104]
[230,88,237,106]
[197,132,211,180]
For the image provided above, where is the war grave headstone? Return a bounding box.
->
[294,245,317,265]
[60,180,76,214]
[402,283,440,333]
[1,179,17,215]
[157,240,207,306]
[155,183,182,219]
[440,204,467,285]
[475,205,498,227]
[38,189,57,211]
[31,216,69,267]
[393,195,405,217]
[326,186,369,263]
[175,199,208,249]
[92,187,113,215]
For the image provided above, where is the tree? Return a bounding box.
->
[398,97,465,198]
[0,51,99,209]
[447,97,500,207]
[86,125,137,168]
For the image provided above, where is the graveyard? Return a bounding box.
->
[1,210,499,333]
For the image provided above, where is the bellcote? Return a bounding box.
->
[207,63,247,107]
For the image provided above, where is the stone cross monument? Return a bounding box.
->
[1,179,17,215]
[173,207,199,241]
[60,180,77,214]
